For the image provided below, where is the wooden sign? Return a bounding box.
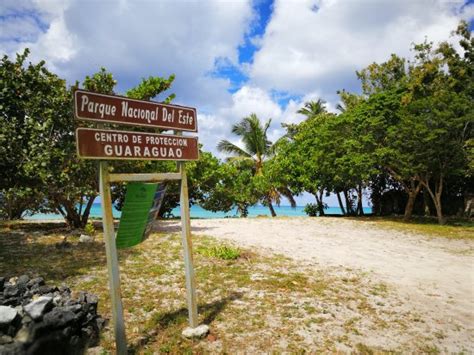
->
[74,89,198,132]
[76,128,199,161]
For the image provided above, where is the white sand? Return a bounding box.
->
[160,217,474,350]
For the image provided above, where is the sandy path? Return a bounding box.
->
[159,217,474,347]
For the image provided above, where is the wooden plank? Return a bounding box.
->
[75,128,199,161]
[109,173,181,182]
[74,89,198,132]
[175,128,198,328]
[99,161,128,354]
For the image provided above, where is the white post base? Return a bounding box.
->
[182,324,210,339]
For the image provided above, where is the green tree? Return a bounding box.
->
[217,113,281,216]
[0,49,67,219]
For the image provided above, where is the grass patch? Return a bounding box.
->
[196,244,241,260]
[351,216,474,239]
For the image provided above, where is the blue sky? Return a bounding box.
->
[1,0,472,206]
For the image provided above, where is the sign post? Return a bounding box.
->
[99,161,127,354]
[74,89,204,352]
[179,161,198,328]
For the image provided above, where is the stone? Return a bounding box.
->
[27,277,45,288]
[0,335,13,345]
[14,326,30,343]
[24,296,53,320]
[37,285,55,295]
[58,285,70,294]
[79,234,94,243]
[182,324,210,339]
[3,285,19,298]
[2,297,19,307]
[16,275,29,287]
[43,308,76,328]
[0,306,18,326]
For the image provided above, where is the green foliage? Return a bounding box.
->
[196,244,241,260]
[126,75,176,102]
[84,222,96,236]
[304,203,319,217]
[0,49,68,219]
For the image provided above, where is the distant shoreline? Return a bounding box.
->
[24,204,372,220]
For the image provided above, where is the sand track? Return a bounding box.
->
[159,217,474,350]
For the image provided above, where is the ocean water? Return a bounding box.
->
[25,204,372,220]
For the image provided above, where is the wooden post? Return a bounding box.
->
[178,161,198,328]
[99,161,128,354]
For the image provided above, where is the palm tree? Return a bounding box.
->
[297,99,327,118]
[217,113,295,217]
[217,113,271,176]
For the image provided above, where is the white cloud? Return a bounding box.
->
[1,0,253,110]
[249,0,471,99]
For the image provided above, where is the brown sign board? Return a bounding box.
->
[76,128,199,161]
[74,89,198,132]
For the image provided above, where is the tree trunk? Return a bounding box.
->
[356,184,364,216]
[336,192,346,215]
[80,195,97,226]
[422,188,431,216]
[61,200,82,229]
[317,189,325,216]
[423,175,445,225]
[343,189,354,215]
[403,180,422,221]
[404,192,417,221]
[267,200,277,217]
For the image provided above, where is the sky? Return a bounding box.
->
[1,0,473,206]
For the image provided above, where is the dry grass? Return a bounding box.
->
[349,216,474,239]
[0,220,466,353]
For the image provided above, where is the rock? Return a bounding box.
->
[0,276,105,353]
[43,308,76,328]
[0,334,13,345]
[79,234,94,243]
[27,277,45,288]
[2,297,19,307]
[3,285,19,298]
[37,285,55,295]
[58,285,70,294]
[24,296,53,320]
[14,326,30,343]
[0,306,18,326]
[16,275,29,287]
[182,324,210,339]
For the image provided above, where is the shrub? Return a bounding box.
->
[84,222,96,236]
[304,203,319,217]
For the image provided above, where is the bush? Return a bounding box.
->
[304,203,319,217]
[84,222,96,236]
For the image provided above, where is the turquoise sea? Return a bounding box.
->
[25,203,372,220]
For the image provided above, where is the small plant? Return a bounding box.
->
[84,222,96,236]
[304,203,319,217]
[197,245,240,260]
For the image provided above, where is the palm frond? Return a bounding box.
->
[217,140,252,157]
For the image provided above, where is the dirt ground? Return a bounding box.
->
[165,217,474,352]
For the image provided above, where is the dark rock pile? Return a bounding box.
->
[0,275,105,355]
